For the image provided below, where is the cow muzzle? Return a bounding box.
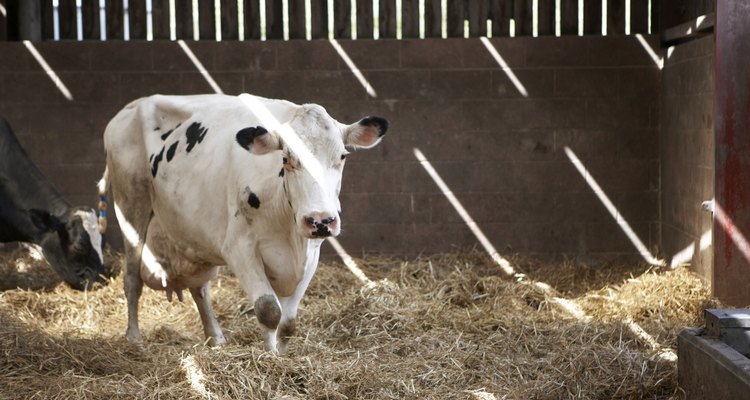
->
[302,212,339,238]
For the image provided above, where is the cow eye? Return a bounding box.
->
[340,154,347,160]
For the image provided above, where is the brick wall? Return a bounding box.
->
[0,37,661,261]
[660,36,714,278]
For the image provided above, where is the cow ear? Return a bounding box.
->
[344,116,389,149]
[28,209,64,233]
[236,126,281,155]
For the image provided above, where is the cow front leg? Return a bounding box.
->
[189,281,226,346]
[277,240,322,354]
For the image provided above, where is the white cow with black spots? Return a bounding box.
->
[99,93,388,353]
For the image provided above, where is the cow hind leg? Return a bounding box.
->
[112,192,153,345]
[189,282,226,346]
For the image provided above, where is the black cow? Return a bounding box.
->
[0,117,106,290]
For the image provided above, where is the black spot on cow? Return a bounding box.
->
[160,122,182,141]
[154,127,160,131]
[247,192,261,209]
[278,168,284,177]
[359,116,390,137]
[235,126,268,151]
[149,154,154,162]
[166,141,179,162]
[185,122,208,152]
[151,146,165,177]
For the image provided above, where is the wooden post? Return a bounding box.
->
[18,0,42,41]
[713,0,750,306]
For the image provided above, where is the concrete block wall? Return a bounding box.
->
[660,36,714,279]
[0,37,661,260]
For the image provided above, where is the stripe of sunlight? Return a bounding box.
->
[177,40,224,95]
[414,148,590,320]
[416,148,676,361]
[238,94,324,186]
[413,148,518,278]
[238,93,372,282]
[114,202,167,289]
[625,316,677,361]
[181,354,212,399]
[479,37,528,97]
[328,237,373,285]
[670,229,712,269]
[714,202,750,264]
[0,3,6,17]
[23,41,74,101]
[329,38,378,98]
[563,146,665,266]
[635,33,664,70]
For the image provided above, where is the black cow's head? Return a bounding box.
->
[29,207,107,290]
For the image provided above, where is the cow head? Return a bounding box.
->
[29,207,107,290]
[242,104,388,239]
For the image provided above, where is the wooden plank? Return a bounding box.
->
[333,0,351,39]
[3,0,17,40]
[81,0,100,39]
[513,0,532,36]
[152,0,170,39]
[537,0,555,36]
[607,0,625,35]
[197,0,215,40]
[424,0,442,38]
[402,0,418,38]
[41,0,54,40]
[489,0,512,37]
[129,0,147,40]
[174,0,194,39]
[583,0,602,34]
[356,0,373,39]
[650,0,659,32]
[288,0,306,39]
[379,0,397,38]
[630,0,649,33]
[310,0,328,38]
[661,11,713,46]
[467,0,489,37]
[560,0,579,35]
[221,0,239,40]
[446,0,465,37]
[243,0,261,39]
[105,0,124,40]
[264,0,283,39]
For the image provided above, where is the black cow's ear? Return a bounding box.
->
[28,209,64,232]
[236,126,281,155]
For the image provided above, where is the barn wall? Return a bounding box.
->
[660,36,714,279]
[0,37,660,261]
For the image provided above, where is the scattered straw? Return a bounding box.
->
[0,248,718,399]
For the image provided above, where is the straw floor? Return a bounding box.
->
[0,247,719,399]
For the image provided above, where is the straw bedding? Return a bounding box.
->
[0,247,719,399]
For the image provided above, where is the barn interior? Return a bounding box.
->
[0,1,746,399]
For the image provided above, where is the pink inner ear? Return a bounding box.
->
[251,136,271,155]
[356,126,380,147]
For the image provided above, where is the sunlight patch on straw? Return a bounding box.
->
[23,40,74,101]
[178,40,224,94]
[624,316,678,362]
[327,237,372,285]
[564,147,664,266]
[181,353,212,399]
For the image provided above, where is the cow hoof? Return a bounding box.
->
[206,335,227,347]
